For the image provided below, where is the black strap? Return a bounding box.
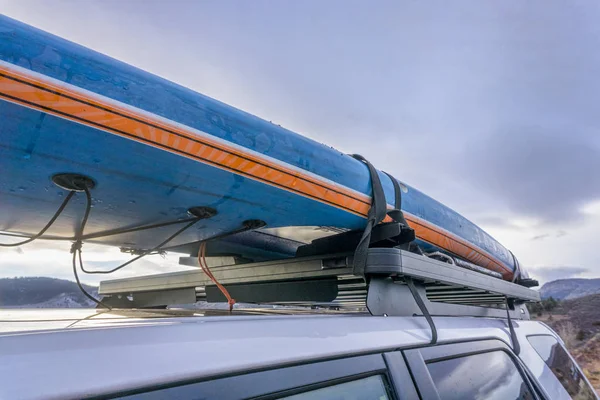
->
[383,171,409,226]
[406,276,437,345]
[351,154,388,275]
[505,297,521,355]
[509,250,520,283]
[352,154,388,223]
[384,171,402,211]
[0,191,75,247]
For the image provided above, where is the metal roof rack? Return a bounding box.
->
[98,247,539,320]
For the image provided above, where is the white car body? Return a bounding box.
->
[0,308,596,400]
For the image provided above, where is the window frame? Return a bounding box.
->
[384,351,421,400]
[403,339,542,400]
[107,352,416,400]
[526,333,598,400]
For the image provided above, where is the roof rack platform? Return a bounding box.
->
[98,248,540,320]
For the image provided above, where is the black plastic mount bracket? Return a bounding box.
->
[52,173,96,192]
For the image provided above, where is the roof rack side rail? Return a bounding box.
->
[98,248,540,318]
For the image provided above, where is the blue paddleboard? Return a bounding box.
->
[0,15,522,281]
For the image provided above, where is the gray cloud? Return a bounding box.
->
[528,266,589,284]
[532,234,550,241]
[467,129,600,224]
[556,230,568,238]
[531,231,568,241]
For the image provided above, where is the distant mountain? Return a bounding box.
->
[0,277,98,308]
[540,278,600,300]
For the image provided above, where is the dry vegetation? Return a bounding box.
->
[532,294,600,394]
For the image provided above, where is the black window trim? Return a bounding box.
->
[103,352,411,400]
[253,371,394,400]
[403,339,543,400]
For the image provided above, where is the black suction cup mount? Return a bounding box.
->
[243,219,267,229]
[52,173,96,192]
[187,206,218,219]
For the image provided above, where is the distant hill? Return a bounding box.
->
[0,277,98,308]
[543,293,600,335]
[540,278,600,300]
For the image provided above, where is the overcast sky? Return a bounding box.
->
[1,1,600,286]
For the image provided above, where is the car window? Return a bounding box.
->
[426,351,535,400]
[527,335,596,400]
[278,375,390,400]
